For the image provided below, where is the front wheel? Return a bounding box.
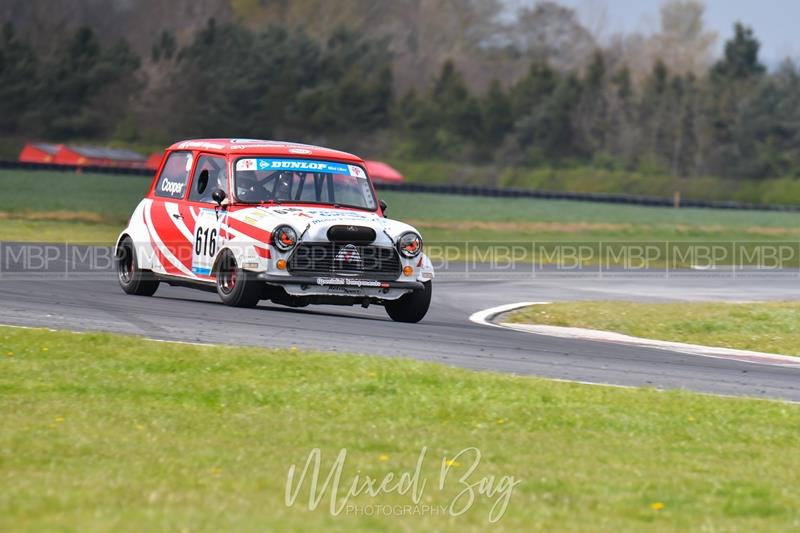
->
[215,250,260,308]
[116,237,159,296]
[385,282,431,323]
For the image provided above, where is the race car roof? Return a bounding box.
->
[166,139,363,163]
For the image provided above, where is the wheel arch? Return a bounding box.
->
[114,232,131,255]
[210,245,240,275]
[210,243,264,276]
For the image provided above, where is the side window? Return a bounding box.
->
[189,155,228,203]
[154,151,193,199]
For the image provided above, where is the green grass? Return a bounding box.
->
[380,191,800,229]
[508,301,800,356]
[380,192,800,267]
[0,169,146,243]
[0,218,122,243]
[2,327,800,531]
[3,169,800,249]
[390,158,800,206]
[0,170,151,224]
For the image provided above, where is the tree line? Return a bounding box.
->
[1,15,799,182]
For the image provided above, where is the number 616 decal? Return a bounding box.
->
[195,226,217,257]
[191,209,222,276]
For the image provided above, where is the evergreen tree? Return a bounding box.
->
[0,22,38,133]
[638,60,671,167]
[31,27,139,138]
[707,23,766,178]
[510,60,557,118]
[429,60,484,154]
[481,79,513,146]
[712,23,765,81]
[576,50,609,154]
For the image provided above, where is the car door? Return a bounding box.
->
[148,150,196,277]
[185,154,230,279]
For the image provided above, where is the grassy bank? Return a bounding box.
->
[390,158,800,207]
[2,326,800,530]
[508,301,800,356]
[3,169,800,250]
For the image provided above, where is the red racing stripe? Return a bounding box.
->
[227,217,271,244]
[178,204,195,229]
[143,208,182,276]
[149,201,193,270]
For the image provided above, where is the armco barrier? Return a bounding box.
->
[2,159,800,213]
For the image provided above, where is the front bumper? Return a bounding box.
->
[257,273,425,291]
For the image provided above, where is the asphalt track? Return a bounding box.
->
[3,243,800,401]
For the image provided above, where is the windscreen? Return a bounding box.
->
[234,158,376,210]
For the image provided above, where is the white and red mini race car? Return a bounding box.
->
[114,139,434,322]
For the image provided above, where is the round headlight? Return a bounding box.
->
[397,232,422,258]
[273,225,297,252]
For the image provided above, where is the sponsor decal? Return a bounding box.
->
[348,165,366,179]
[304,209,374,225]
[236,158,257,171]
[160,178,185,196]
[316,277,383,288]
[256,158,349,173]
[230,142,328,151]
[269,207,306,215]
[243,213,265,224]
[326,286,364,295]
[310,216,372,225]
[250,158,367,177]
[231,144,274,150]
[289,148,313,155]
[177,141,226,150]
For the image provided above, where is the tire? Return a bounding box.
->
[385,281,432,323]
[116,237,159,296]
[215,250,260,308]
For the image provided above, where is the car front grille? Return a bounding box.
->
[287,242,402,280]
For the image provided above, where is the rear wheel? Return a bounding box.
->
[116,237,159,296]
[385,281,431,323]
[215,250,260,308]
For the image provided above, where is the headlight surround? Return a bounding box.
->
[273,225,298,252]
[397,232,422,258]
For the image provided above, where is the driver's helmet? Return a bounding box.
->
[274,172,293,199]
[215,168,227,192]
[236,171,258,201]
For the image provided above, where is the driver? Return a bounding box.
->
[273,172,293,200]
[235,171,269,202]
[236,171,295,202]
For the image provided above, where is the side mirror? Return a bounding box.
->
[379,199,388,217]
[212,189,227,206]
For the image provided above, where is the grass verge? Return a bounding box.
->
[507,301,800,356]
[2,326,800,531]
[390,158,800,206]
[4,169,800,254]
[0,218,122,243]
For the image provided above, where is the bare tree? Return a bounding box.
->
[649,0,717,76]
[511,1,596,72]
